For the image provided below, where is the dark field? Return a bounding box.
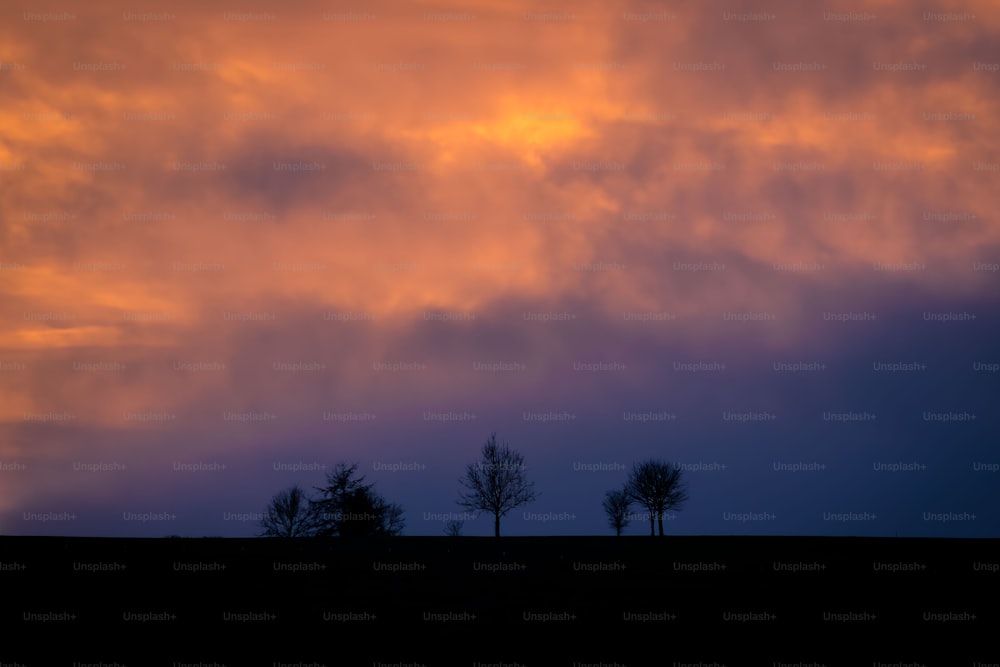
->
[1,535,996,663]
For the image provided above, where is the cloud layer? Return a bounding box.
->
[1,0,998,535]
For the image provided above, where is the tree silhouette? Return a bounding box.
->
[259,484,316,537]
[625,460,688,536]
[602,488,632,536]
[458,432,538,537]
[310,463,405,537]
[444,519,464,536]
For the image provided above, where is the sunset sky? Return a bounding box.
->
[1,0,997,537]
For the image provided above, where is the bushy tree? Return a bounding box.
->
[602,488,632,536]
[310,463,404,537]
[625,460,688,536]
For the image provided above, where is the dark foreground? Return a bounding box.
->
[1,535,997,663]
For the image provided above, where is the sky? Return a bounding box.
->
[1,0,998,537]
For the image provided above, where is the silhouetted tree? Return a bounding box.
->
[602,488,632,536]
[458,432,538,537]
[259,484,317,537]
[625,460,688,536]
[444,519,464,536]
[310,463,405,537]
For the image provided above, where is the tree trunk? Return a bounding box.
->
[649,514,655,536]
[494,514,500,537]
[657,513,664,536]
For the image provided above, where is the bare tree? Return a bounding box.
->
[625,460,688,536]
[444,519,464,536]
[458,432,538,537]
[259,484,316,537]
[310,463,405,537]
[602,488,632,536]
